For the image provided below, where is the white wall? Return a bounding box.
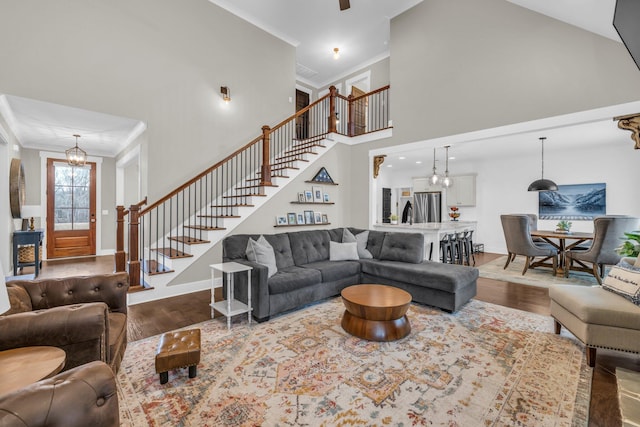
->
[376,137,640,255]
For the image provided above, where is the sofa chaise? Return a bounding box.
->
[223,228,478,322]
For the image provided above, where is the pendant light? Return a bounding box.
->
[429,148,441,186]
[441,145,453,188]
[66,134,87,167]
[527,137,557,192]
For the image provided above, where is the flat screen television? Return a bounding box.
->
[614,0,640,71]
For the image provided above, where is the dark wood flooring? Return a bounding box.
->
[31,252,639,426]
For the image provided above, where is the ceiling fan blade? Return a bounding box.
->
[339,0,350,11]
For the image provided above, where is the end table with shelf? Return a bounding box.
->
[209,262,253,329]
[12,229,44,277]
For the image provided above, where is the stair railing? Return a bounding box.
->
[116,85,390,289]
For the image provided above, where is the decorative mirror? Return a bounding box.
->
[9,158,25,219]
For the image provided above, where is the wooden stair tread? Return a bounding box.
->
[183,225,226,230]
[210,203,254,208]
[235,184,278,190]
[168,236,210,244]
[274,154,310,162]
[272,159,309,167]
[152,247,193,259]
[223,194,267,199]
[144,260,174,275]
[197,215,240,219]
[247,176,289,182]
[128,285,154,293]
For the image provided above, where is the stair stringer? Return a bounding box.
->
[137,137,337,293]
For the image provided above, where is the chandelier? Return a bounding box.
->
[66,134,87,167]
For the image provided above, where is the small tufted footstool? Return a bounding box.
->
[155,329,201,384]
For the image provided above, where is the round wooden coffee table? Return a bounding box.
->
[0,346,66,395]
[341,284,412,342]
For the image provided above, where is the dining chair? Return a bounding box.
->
[500,214,558,275]
[565,215,640,284]
[526,213,546,244]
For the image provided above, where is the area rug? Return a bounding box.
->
[477,256,600,288]
[617,367,640,426]
[117,298,591,426]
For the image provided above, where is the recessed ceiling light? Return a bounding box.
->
[449,156,456,160]
[387,164,392,167]
[399,156,406,160]
[416,161,422,164]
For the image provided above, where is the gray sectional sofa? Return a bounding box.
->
[222,227,479,322]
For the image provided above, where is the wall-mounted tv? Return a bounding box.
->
[614,0,640,71]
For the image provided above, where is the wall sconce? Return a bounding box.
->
[220,86,231,103]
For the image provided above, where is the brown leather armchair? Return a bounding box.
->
[0,361,119,427]
[0,273,129,373]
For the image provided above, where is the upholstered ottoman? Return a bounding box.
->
[155,329,201,384]
[549,285,640,367]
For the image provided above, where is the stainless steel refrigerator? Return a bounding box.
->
[413,192,442,223]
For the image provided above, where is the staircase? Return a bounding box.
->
[116,85,390,297]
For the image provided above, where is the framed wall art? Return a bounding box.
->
[538,183,606,220]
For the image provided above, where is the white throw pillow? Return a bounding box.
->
[246,235,277,278]
[602,262,640,306]
[329,241,359,261]
[342,228,373,259]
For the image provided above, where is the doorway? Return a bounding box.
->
[295,89,310,140]
[351,85,367,136]
[46,158,96,258]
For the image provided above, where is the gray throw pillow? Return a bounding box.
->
[246,235,277,278]
[329,241,359,261]
[602,261,640,305]
[342,228,373,259]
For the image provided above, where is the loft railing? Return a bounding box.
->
[115,85,390,289]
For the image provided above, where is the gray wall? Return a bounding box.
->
[0,0,296,257]
[0,0,296,202]
[349,0,640,227]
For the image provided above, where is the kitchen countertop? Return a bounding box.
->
[373,221,476,230]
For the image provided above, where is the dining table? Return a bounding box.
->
[530,229,594,276]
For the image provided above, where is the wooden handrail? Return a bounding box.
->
[123,85,390,288]
[350,84,390,102]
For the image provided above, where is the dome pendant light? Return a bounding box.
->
[441,145,453,188]
[527,137,558,192]
[429,148,441,186]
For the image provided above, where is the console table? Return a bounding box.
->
[13,229,44,277]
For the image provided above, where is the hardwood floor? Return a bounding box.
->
[29,252,639,426]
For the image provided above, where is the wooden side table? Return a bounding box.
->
[0,346,66,395]
[209,262,253,329]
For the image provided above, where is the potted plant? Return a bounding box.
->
[555,220,572,234]
[389,214,398,225]
[617,230,640,258]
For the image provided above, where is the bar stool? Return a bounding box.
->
[439,234,456,263]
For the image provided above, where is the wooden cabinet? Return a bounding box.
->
[446,175,476,207]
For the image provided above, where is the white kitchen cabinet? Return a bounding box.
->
[446,175,476,207]
[412,177,442,193]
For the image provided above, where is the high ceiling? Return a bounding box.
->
[1,0,623,157]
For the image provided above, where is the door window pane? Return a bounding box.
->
[53,162,91,231]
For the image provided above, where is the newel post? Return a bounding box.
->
[260,125,272,186]
[328,85,337,133]
[347,93,355,137]
[127,197,146,287]
[115,205,128,273]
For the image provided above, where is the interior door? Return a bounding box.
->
[46,158,96,258]
[351,85,367,135]
[295,89,310,140]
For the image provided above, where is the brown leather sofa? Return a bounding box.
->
[0,361,119,427]
[0,273,129,372]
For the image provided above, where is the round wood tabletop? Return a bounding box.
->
[0,346,66,395]
[341,284,412,341]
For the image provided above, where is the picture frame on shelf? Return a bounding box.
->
[298,192,306,203]
[297,213,305,224]
[287,212,297,225]
[314,212,322,224]
[276,216,288,226]
[312,186,323,203]
[323,193,330,203]
[305,190,314,203]
[304,210,314,224]
[321,214,328,224]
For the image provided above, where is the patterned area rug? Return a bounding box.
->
[118,298,591,426]
[477,256,600,288]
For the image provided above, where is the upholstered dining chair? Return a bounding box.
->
[526,213,546,244]
[500,214,559,275]
[565,215,640,284]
